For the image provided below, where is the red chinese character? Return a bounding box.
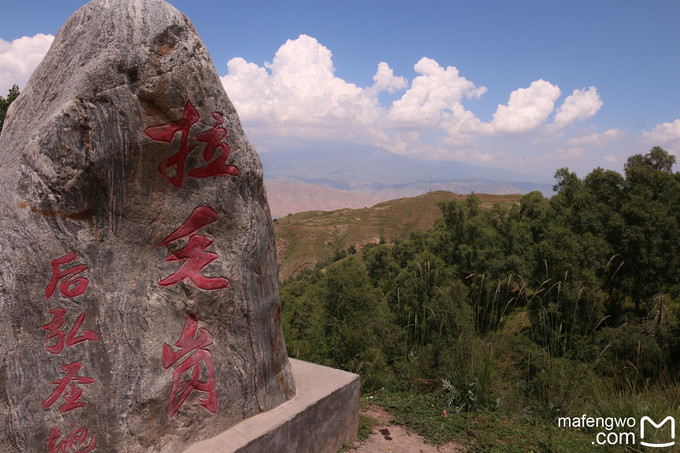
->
[42,308,99,355]
[162,314,217,419]
[45,253,89,299]
[145,101,239,188]
[145,101,200,188]
[42,362,94,413]
[156,206,229,291]
[46,421,96,453]
[188,112,240,179]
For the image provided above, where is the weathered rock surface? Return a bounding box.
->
[0,0,295,451]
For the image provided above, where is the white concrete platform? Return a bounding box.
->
[183,359,360,453]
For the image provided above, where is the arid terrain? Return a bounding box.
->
[273,190,521,281]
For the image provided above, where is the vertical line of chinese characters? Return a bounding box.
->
[146,100,240,419]
[42,252,98,452]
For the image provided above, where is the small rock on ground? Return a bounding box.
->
[346,405,466,453]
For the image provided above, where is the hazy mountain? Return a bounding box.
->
[260,143,554,217]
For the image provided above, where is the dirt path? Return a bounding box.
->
[345,405,466,453]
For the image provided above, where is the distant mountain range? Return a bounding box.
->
[260,143,554,217]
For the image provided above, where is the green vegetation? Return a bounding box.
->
[281,147,680,450]
[0,84,20,133]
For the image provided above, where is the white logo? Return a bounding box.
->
[640,416,676,448]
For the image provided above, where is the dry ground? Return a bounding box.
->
[345,405,466,453]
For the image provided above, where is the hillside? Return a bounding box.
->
[261,143,552,217]
[273,190,521,281]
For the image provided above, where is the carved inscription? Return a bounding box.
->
[42,308,99,355]
[145,101,239,188]
[45,252,89,299]
[46,421,96,453]
[148,101,238,420]
[42,362,95,413]
[156,205,229,290]
[162,314,217,419]
[43,253,98,450]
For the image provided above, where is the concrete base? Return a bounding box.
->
[183,359,360,453]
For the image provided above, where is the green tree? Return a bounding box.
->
[495,202,535,277]
[433,194,505,277]
[620,147,680,313]
[280,271,328,363]
[0,84,20,133]
[322,257,396,389]
[582,168,625,245]
[363,243,399,292]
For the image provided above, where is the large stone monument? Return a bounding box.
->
[0,1,309,451]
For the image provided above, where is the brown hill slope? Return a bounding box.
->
[274,191,521,281]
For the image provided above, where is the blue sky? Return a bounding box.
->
[2,0,679,180]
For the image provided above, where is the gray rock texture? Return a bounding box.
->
[0,0,295,451]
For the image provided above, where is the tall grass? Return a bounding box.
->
[435,273,526,412]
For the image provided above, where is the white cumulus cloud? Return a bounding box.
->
[222,34,388,145]
[0,34,54,95]
[221,36,490,151]
[554,86,603,127]
[491,80,561,134]
[640,119,680,155]
[223,57,274,123]
[220,34,611,170]
[386,57,487,129]
[371,61,407,94]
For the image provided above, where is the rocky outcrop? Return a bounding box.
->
[0,1,294,451]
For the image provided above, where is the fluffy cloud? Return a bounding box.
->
[554,87,603,127]
[491,80,561,134]
[371,62,407,94]
[640,119,680,154]
[222,36,490,149]
[0,34,54,95]
[220,34,613,171]
[222,35,388,145]
[223,57,274,123]
[386,57,486,129]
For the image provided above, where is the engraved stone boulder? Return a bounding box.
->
[0,0,295,451]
